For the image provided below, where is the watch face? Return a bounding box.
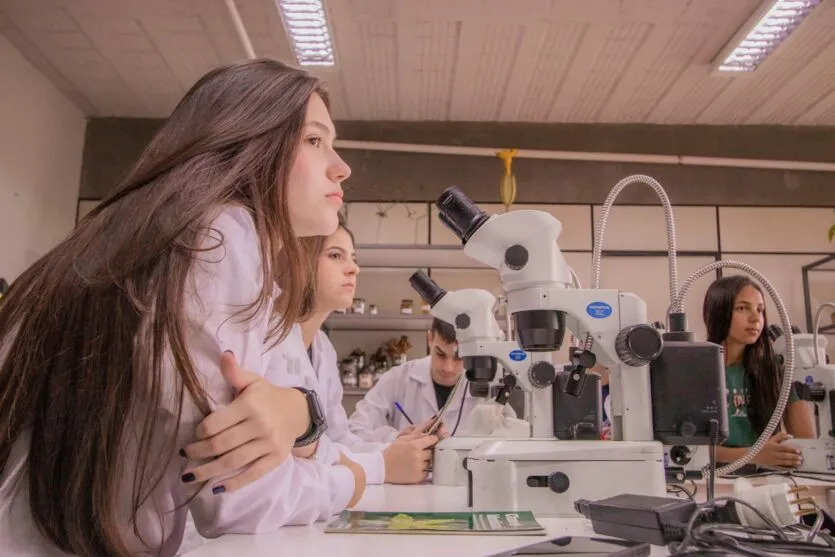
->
[309,391,327,429]
[293,388,327,447]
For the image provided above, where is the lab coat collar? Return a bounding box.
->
[407,356,432,384]
[407,356,466,416]
[406,357,440,413]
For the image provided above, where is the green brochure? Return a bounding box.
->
[324,510,547,535]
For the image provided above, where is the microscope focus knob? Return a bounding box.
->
[615,324,663,367]
[548,472,570,494]
[528,361,556,389]
[669,445,692,466]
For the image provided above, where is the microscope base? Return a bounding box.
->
[433,437,497,486]
[465,440,666,517]
[433,436,534,486]
[793,438,835,473]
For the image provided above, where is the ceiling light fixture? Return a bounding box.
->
[715,0,822,73]
[276,0,336,67]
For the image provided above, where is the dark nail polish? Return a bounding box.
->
[181,472,195,483]
[212,485,226,495]
[223,350,234,356]
[179,448,186,458]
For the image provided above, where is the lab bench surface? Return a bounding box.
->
[182,484,662,557]
[182,473,831,557]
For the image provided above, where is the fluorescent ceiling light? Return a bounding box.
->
[277,0,336,67]
[716,0,822,73]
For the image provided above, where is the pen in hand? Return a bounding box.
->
[394,402,414,425]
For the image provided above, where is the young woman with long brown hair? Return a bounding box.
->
[0,59,363,556]
[703,275,814,469]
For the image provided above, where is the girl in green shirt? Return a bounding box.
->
[703,276,815,468]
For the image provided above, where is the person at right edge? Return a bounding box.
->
[703,275,815,469]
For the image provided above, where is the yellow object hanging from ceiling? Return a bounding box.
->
[497,149,518,211]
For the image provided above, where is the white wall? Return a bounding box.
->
[0,34,86,282]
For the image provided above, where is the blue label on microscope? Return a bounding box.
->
[509,350,527,361]
[586,302,613,319]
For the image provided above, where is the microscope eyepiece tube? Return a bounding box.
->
[409,270,446,307]
[437,186,490,244]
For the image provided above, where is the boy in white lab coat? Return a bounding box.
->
[348,319,515,442]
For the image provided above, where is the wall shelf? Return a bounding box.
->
[324,313,434,331]
[355,244,487,269]
[343,387,371,396]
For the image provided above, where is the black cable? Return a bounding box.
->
[721,468,835,484]
[670,495,835,557]
[721,466,835,481]
[667,484,696,502]
[449,380,468,437]
[707,418,719,502]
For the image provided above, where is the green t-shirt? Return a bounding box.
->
[724,364,799,447]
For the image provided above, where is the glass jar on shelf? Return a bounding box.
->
[340,359,358,388]
[400,299,414,315]
[357,365,374,389]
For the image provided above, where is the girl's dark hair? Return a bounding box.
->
[0,58,326,556]
[703,275,781,436]
[297,212,355,316]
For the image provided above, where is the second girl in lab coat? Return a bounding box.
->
[187,218,440,487]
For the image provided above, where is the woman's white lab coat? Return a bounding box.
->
[268,326,387,484]
[0,207,355,557]
[310,331,389,455]
[347,355,514,443]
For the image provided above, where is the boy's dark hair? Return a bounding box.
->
[430,318,457,344]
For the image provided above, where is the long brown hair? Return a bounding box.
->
[0,58,326,556]
[297,212,355,315]
[703,275,781,436]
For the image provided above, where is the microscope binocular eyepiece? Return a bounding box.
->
[409,270,446,307]
[437,186,490,244]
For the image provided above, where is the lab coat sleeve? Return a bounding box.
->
[347,368,404,443]
[193,437,355,537]
[330,441,385,485]
[177,207,354,537]
[315,332,390,454]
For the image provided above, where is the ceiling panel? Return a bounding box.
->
[447,22,523,121]
[496,22,586,122]
[565,21,653,123]
[396,21,459,120]
[1,0,834,125]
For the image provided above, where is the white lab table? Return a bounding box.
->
[183,476,833,557]
[183,484,670,557]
